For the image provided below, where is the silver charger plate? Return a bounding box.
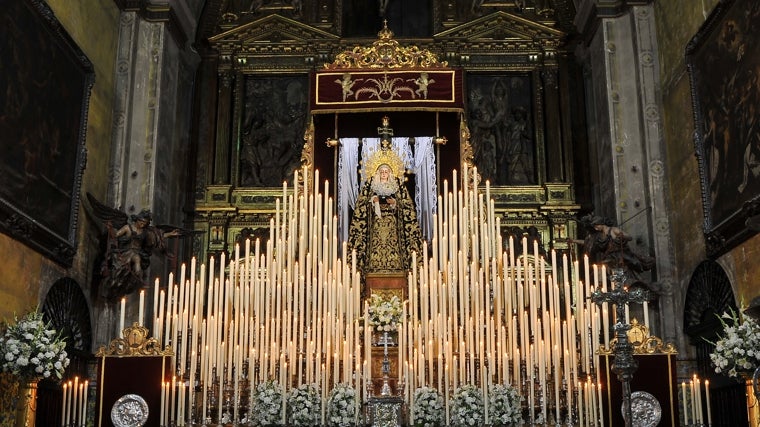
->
[621,390,662,427]
[111,393,149,427]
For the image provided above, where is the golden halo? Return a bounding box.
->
[364,143,405,180]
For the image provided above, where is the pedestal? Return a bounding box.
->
[370,347,399,396]
[599,353,677,427]
[365,273,407,300]
[14,380,38,427]
[366,396,404,427]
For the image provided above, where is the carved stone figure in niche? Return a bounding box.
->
[467,75,535,186]
[574,214,657,291]
[348,141,422,287]
[240,77,307,187]
[87,193,199,301]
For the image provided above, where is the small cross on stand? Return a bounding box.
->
[590,267,651,427]
[377,116,394,148]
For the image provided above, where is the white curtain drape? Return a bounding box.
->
[413,136,436,240]
[338,137,360,243]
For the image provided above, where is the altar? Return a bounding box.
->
[82,22,697,427]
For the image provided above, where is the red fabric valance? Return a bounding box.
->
[311,69,464,113]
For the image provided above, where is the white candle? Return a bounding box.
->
[72,376,79,425]
[682,382,688,425]
[160,381,166,427]
[66,380,73,426]
[643,300,649,328]
[79,382,87,427]
[696,378,703,424]
[705,380,712,426]
[171,376,176,425]
[62,382,68,427]
[153,278,159,332]
[597,382,603,425]
[691,378,697,424]
[138,290,145,326]
[119,298,126,334]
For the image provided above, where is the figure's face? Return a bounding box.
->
[378,166,391,182]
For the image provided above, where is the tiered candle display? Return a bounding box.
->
[117,166,630,426]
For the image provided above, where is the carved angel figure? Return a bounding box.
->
[574,213,658,292]
[87,193,194,300]
[335,73,357,102]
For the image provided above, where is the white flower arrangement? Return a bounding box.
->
[451,384,485,426]
[709,309,760,378]
[0,311,69,381]
[367,293,403,332]
[488,383,523,426]
[251,379,283,426]
[287,383,321,426]
[412,386,444,427]
[327,383,358,427]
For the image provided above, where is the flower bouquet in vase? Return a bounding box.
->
[451,384,485,426]
[488,383,523,426]
[0,310,69,427]
[411,386,444,426]
[708,308,760,380]
[250,379,284,426]
[287,383,321,426]
[327,383,359,427]
[366,293,403,346]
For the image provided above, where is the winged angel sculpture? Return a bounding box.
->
[87,193,197,300]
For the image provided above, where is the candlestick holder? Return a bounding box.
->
[366,378,375,399]
[205,368,217,425]
[175,331,183,372]
[560,378,576,427]
[380,331,392,396]
[221,372,234,424]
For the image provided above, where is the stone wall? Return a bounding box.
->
[0,0,119,321]
[656,0,760,310]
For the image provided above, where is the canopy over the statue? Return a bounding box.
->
[310,23,464,113]
[311,69,464,112]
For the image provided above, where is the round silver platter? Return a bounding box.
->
[111,393,149,427]
[621,390,662,427]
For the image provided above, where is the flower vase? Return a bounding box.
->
[14,380,38,427]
